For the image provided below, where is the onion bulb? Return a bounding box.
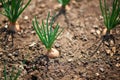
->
[47,48,59,58]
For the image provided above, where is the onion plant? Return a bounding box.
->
[100,0,120,35]
[90,0,120,56]
[0,0,31,46]
[32,12,63,58]
[3,64,21,80]
[58,0,70,6]
[57,0,70,11]
[0,0,31,32]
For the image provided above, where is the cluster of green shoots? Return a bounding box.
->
[32,12,63,51]
[99,0,120,35]
[0,0,31,31]
[3,64,21,80]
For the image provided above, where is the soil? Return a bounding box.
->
[0,0,120,80]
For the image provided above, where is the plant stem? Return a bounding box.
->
[8,22,16,32]
[61,5,66,13]
[46,49,51,55]
[106,29,110,36]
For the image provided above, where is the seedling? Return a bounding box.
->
[32,12,63,58]
[3,64,21,80]
[32,12,62,72]
[58,0,70,12]
[90,0,120,56]
[53,0,70,25]
[0,0,31,46]
[100,0,120,35]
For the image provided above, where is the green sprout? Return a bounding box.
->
[100,0,120,34]
[32,12,63,50]
[3,64,21,80]
[58,0,70,7]
[57,0,70,12]
[0,0,31,31]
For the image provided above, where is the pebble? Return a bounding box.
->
[4,23,8,28]
[31,31,36,34]
[0,52,3,56]
[116,63,120,67]
[68,58,73,62]
[93,25,98,29]
[8,53,12,57]
[29,42,36,47]
[91,29,95,34]
[112,47,116,53]
[13,52,19,57]
[40,4,45,8]
[99,67,104,72]
[24,16,29,20]
[116,57,120,61]
[96,30,101,35]
[55,43,60,48]
[99,15,103,19]
[96,73,100,76]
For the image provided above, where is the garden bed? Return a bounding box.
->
[0,0,120,80]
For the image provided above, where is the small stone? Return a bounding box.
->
[40,4,45,8]
[97,51,100,54]
[68,58,73,62]
[116,63,120,67]
[4,24,8,28]
[110,40,115,46]
[19,65,24,70]
[96,30,101,35]
[31,31,36,34]
[13,52,19,57]
[93,25,98,29]
[106,49,111,54]
[112,47,116,53]
[99,67,104,72]
[116,57,119,61]
[55,43,60,48]
[0,52,3,56]
[8,53,12,57]
[24,16,28,20]
[96,73,100,76]
[29,42,36,47]
[99,15,103,19]
[91,29,95,34]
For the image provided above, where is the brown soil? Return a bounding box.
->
[0,0,120,80]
